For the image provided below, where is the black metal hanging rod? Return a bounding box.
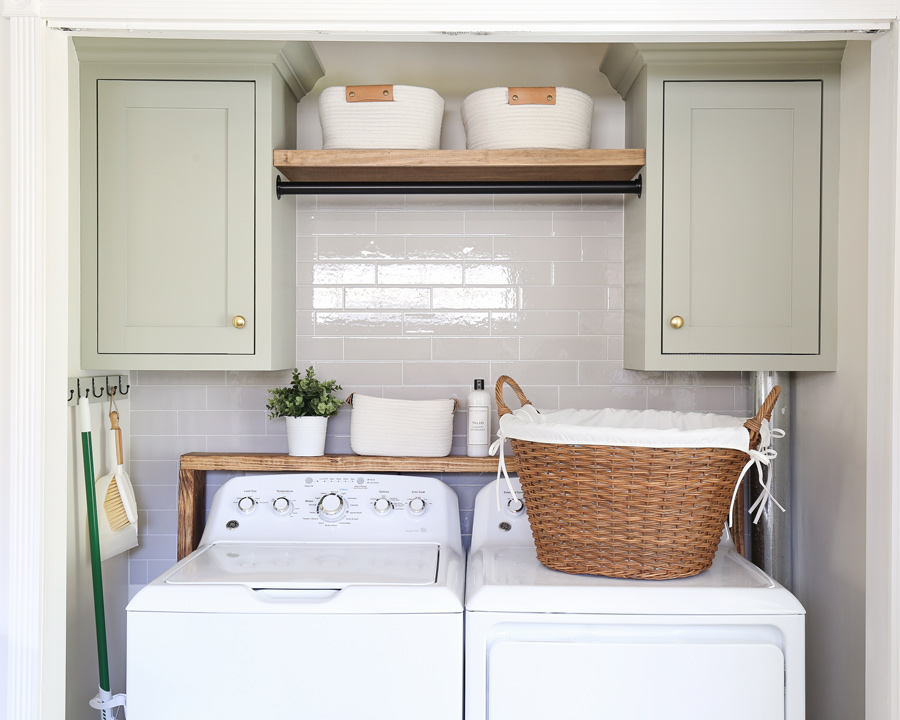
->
[276,175,641,199]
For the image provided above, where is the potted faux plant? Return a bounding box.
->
[267,366,344,456]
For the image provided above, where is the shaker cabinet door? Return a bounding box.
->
[95,79,256,355]
[661,80,822,356]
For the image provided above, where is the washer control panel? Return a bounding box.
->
[200,473,458,546]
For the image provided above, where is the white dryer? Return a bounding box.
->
[465,478,805,720]
[126,473,464,720]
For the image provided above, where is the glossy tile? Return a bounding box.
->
[490,361,578,386]
[433,287,518,310]
[465,212,553,236]
[492,193,582,211]
[178,411,267,436]
[130,411,178,436]
[520,336,608,361]
[344,337,432,361]
[306,262,377,285]
[552,210,623,236]
[317,236,406,260]
[377,212,464,236]
[493,236,581,262]
[315,312,404,336]
[135,371,225,386]
[127,460,179,486]
[405,194,493,211]
[404,312,490,336]
[582,236,624,261]
[491,311,579,336]
[226,370,294,387]
[581,195,624,211]
[314,362,403,386]
[648,386,738,413]
[296,311,315,336]
[558,384,648,410]
[402,362,492,386]
[553,261,623,286]
[296,336,346,362]
[317,195,405,211]
[433,336,518,361]
[377,263,463,285]
[298,211,377,236]
[608,287,624,310]
[306,287,343,310]
[205,435,289,454]
[127,385,207,411]
[521,286,606,311]
[129,435,206,461]
[464,262,552,286]
[579,362,665,386]
[345,287,430,309]
[579,310,624,336]
[406,236,492,260]
[607,336,624,362]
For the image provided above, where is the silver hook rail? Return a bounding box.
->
[67,375,130,406]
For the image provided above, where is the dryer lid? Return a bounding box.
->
[465,545,805,615]
[166,542,440,589]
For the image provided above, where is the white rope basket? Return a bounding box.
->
[461,86,593,150]
[348,393,458,457]
[319,84,445,150]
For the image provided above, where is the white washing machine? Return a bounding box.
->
[126,473,464,720]
[466,478,805,720]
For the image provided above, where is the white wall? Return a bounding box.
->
[60,34,131,720]
[791,40,871,720]
[0,13,12,716]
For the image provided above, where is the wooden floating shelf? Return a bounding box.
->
[273,148,645,184]
[177,453,511,559]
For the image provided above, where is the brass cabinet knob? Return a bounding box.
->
[232,315,246,329]
[670,315,684,329]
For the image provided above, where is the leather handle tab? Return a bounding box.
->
[346,85,394,102]
[508,87,557,105]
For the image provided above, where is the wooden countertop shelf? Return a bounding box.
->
[273,148,645,183]
[177,453,510,559]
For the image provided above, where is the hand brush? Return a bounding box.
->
[104,407,138,532]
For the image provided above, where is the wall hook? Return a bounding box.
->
[91,378,104,399]
[118,376,130,396]
[68,389,75,402]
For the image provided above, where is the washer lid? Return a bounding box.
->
[166,542,440,589]
[466,544,805,615]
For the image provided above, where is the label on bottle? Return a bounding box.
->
[468,405,490,445]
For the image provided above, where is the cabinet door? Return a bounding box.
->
[662,81,822,356]
[95,80,255,355]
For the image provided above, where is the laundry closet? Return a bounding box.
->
[59,30,872,720]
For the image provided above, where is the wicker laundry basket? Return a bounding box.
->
[495,376,780,580]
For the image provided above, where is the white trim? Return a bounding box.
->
[6,14,44,720]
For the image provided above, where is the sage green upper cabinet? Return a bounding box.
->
[76,39,324,370]
[600,43,843,371]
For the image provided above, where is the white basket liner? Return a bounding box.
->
[498,404,752,452]
[350,394,455,457]
[319,85,444,150]
[461,86,593,150]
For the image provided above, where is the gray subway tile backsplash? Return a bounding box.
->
[125,193,750,588]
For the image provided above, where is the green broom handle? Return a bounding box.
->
[80,402,110,693]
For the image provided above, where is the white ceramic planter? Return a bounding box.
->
[285,416,329,456]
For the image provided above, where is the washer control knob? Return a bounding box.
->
[507,497,525,515]
[408,497,427,516]
[273,496,292,515]
[237,496,256,514]
[373,497,393,515]
[318,493,345,519]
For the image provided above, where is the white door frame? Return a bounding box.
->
[3,3,898,720]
